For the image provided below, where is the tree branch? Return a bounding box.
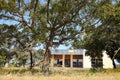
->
[31,0,39,27]
[47,0,50,22]
[54,0,87,30]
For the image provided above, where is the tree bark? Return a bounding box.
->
[29,50,33,70]
[42,45,51,76]
[112,59,116,69]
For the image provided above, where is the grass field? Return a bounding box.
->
[0,67,120,80]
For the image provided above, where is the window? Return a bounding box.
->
[91,58,103,68]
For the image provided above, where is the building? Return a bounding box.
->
[50,49,113,68]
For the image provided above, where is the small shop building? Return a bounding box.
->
[50,49,113,68]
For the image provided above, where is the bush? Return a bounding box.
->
[0,55,5,68]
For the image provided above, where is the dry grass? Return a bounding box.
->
[0,68,120,80]
[0,73,120,80]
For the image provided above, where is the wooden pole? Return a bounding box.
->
[70,54,73,68]
[62,54,65,68]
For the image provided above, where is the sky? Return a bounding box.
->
[55,45,71,50]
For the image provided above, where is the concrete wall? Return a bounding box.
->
[83,50,91,68]
[83,51,113,69]
[103,51,113,68]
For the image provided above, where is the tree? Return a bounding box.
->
[0,0,46,70]
[97,1,120,68]
[73,0,120,69]
[40,0,90,75]
[0,24,36,69]
[73,27,105,69]
[0,0,89,75]
[0,24,18,67]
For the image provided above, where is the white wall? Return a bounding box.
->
[83,51,113,69]
[83,50,91,68]
[103,51,113,68]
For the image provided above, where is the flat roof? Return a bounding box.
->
[51,49,85,55]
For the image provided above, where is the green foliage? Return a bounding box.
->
[0,55,5,67]
[0,48,8,67]
[73,0,120,69]
[73,27,105,58]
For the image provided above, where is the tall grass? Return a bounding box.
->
[0,67,120,80]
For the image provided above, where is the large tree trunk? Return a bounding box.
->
[42,45,51,76]
[112,59,116,69]
[29,50,33,70]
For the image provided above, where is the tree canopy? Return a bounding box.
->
[73,0,120,68]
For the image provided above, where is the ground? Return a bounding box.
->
[0,67,120,80]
